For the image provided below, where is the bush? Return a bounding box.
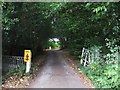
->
[47,41,60,49]
[80,60,119,88]
[79,43,119,88]
[3,64,28,83]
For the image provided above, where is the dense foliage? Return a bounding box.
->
[50,2,120,88]
[2,2,120,88]
[2,3,53,57]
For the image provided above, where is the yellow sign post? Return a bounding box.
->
[24,50,31,62]
[24,50,32,73]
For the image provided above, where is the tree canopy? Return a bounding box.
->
[2,3,53,57]
[2,2,120,88]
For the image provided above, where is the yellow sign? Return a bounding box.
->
[24,50,31,62]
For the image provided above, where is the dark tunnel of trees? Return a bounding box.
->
[2,2,120,88]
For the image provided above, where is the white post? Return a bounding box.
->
[26,59,31,73]
[81,48,85,64]
[88,51,91,63]
[25,51,31,73]
[84,52,87,67]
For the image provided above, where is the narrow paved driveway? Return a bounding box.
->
[28,51,88,88]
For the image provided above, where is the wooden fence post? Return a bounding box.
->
[81,48,85,64]
[84,51,87,66]
[88,50,91,63]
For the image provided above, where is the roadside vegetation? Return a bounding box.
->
[2,2,120,88]
[2,55,45,88]
[50,3,119,88]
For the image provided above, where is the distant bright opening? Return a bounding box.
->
[47,38,61,50]
[49,38,60,42]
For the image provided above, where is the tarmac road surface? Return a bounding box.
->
[28,50,89,88]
